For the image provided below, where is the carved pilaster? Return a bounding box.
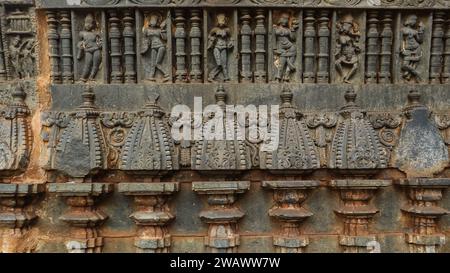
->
[396,178,450,253]
[192,181,249,253]
[317,10,330,83]
[119,183,179,253]
[60,11,73,84]
[0,22,6,81]
[262,181,319,253]
[303,10,316,83]
[108,10,123,83]
[48,183,112,253]
[46,11,61,83]
[189,10,202,82]
[330,180,391,253]
[379,11,393,83]
[365,11,379,83]
[442,17,450,83]
[174,10,187,83]
[0,183,43,253]
[123,10,136,83]
[430,11,445,84]
[240,10,252,83]
[254,9,266,83]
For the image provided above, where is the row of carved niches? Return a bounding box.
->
[0,2,37,82]
[43,7,450,84]
[40,84,450,180]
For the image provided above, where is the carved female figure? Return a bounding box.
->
[77,14,102,82]
[401,15,424,83]
[207,13,234,82]
[9,36,24,78]
[335,15,361,84]
[141,13,170,82]
[273,13,298,82]
[21,39,36,78]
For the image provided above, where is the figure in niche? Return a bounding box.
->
[273,13,299,82]
[401,15,424,83]
[207,13,234,82]
[77,14,102,82]
[9,36,24,78]
[335,14,361,84]
[141,13,170,82]
[21,39,36,78]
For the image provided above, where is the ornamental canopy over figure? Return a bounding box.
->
[207,13,234,82]
[273,12,299,82]
[77,13,102,83]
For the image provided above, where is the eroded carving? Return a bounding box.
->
[273,13,298,82]
[208,13,234,82]
[77,14,103,83]
[400,14,425,83]
[335,14,360,83]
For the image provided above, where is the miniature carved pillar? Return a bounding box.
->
[330,180,391,253]
[48,183,112,253]
[240,10,252,83]
[442,17,450,83]
[189,10,202,82]
[109,10,123,83]
[303,10,316,83]
[174,10,187,83]
[254,9,266,83]
[317,10,330,83]
[0,184,43,253]
[118,183,179,253]
[192,181,250,253]
[60,11,73,84]
[262,181,319,253]
[396,178,450,253]
[0,24,6,81]
[46,11,61,83]
[123,10,136,83]
[430,12,445,84]
[365,11,379,83]
[379,11,393,83]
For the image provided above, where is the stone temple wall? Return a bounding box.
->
[0,0,448,253]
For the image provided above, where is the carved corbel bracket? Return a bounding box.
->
[330,179,391,253]
[396,178,450,253]
[262,180,320,253]
[118,182,179,253]
[192,181,250,253]
[0,183,43,253]
[47,183,113,253]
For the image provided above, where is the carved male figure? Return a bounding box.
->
[401,14,424,83]
[141,13,170,82]
[335,14,361,83]
[273,13,298,82]
[207,13,234,82]
[77,14,102,82]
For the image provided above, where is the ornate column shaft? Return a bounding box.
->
[192,181,249,253]
[119,183,178,253]
[379,11,393,83]
[330,180,391,253]
[109,10,123,83]
[240,10,252,83]
[60,11,73,84]
[254,9,266,83]
[46,11,61,83]
[174,10,187,83]
[303,10,316,83]
[123,10,136,83]
[396,178,450,253]
[317,10,330,83]
[0,184,43,253]
[48,183,112,253]
[262,181,319,253]
[442,17,450,83]
[0,22,6,81]
[189,10,202,82]
[365,11,379,83]
[430,12,445,84]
